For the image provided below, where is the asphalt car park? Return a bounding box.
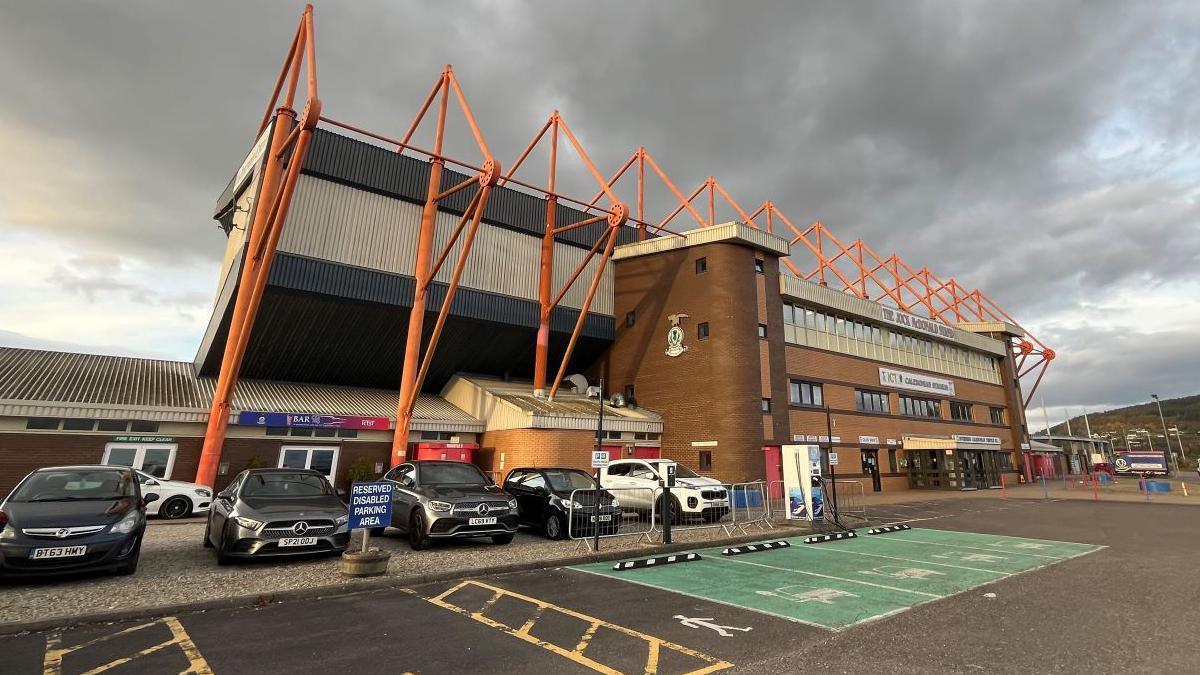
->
[3,497,1197,674]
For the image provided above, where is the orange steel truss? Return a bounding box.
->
[196,6,1052,483]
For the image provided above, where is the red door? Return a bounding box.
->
[631,446,661,459]
[600,445,622,461]
[763,446,782,498]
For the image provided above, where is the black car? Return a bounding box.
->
[0,465,157,577]
[504,467,622,540]
[205,468,350,565]
[378,461,518,550]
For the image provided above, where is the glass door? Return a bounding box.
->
[102,443,177,478]
[278,446,339,481]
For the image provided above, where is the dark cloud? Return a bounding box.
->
[1,1,1197,409]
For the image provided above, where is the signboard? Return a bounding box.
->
[953,434,1002,446]
[237,411,391,430]
[348,482,394,530]
[112,435,175,443]
[858,435,880,445]
[591,450,610,469]
[1020,442,1031,450]
[879,367,956,397]
[829,452,839,466]
[782,444,823,521]
[879,306,957,340]
[886,438,898,446]
[1114,452,1167,475]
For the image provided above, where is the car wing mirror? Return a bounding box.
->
[143,493,160,505]
[534,486,549,496]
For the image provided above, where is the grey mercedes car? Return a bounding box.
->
[204,468,349,565]
[375,461,517,550]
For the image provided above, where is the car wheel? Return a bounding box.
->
[369,527,386,537]
[202,520,214,548]
[409,511,430,551]
[545,513,565,540]
[160,496,193,520]
[215,523,234,566]
[491,532,515,545]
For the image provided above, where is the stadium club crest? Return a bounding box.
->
[665,313,689,357]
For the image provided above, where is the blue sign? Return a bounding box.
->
[348,482,394,530]
[237,411,390,430]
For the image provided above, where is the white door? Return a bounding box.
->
[278,445,339,481]
[102,443,178,479]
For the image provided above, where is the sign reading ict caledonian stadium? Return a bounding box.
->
[879,306,957,340]
[878,367,956,397]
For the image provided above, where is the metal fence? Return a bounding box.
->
[728,482,773,534]
[828,480,867,520]
[566,486,657,550]
[764,479,866,523]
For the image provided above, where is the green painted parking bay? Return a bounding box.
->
[572,529,1102,630]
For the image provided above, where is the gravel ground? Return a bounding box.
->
[0,517,805,628]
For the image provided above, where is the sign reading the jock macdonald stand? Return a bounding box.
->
[348,482,394,530]
[879,367,956,397]
[237,411,391,430]
[879,306,957,340]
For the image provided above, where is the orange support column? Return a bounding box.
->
[533,118,558,395]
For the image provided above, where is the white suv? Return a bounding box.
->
[600,459,729,523]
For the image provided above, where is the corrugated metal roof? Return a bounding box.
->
[0,347,481,429]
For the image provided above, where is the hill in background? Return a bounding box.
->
[1034,394,1199,461]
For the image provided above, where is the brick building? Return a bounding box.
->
[0,126,1032,495]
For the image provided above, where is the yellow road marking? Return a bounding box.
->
[43,616,212,675]
[424,579,732,675]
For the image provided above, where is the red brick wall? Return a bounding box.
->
[477,428,597,480]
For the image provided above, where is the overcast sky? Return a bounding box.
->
[1,1,1197,421]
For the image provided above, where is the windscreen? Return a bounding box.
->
[545,469,596,492]
[653,462,699,478]
[242,472,333,498]
[9,469,137,502]
[420,463,488,485]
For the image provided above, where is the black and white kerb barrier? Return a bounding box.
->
[612,552,701,571]
[803,531,858,544]
[721,540,791,556]
[867,524,912,535]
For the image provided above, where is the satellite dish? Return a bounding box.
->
[563,374,589,394]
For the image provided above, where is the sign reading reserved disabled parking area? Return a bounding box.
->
[348,482,394,530]
[573,529,1101,630]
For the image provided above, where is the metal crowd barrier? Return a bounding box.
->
[566,486,657,551]
[764,479,866,522]
[828,479,867,520]
[728,482,773,534]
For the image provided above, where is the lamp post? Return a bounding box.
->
[1151,395,1178,474]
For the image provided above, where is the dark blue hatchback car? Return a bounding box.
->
[0,465,157,577]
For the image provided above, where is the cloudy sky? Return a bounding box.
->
[1,1,1197,422]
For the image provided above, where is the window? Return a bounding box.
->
[290,427,314,437]
[900,396,942,419]
[624,384,635,402]
[697,322,710,340]
[420,431,454,441]
[265,426,289,436]
[950,401,973,422]
[754,258,765,274]
[26,417,61,430]
[761,398,772,412]
[699,450,713,471]
[695,257,708,274]
[337,429,359,438]
[855,389,889,414]
[625,310,636,327]
[102,442,178,479]
[278,446,339,480]
[888,449,898,473]
[990,407,1006,425]
[97,419,129,432]
[130,421,159,433]
[603,430,623,440]
[789,380,823,407]
[757,324,767,339]
[62,418,96,431]
[313,428,337,438]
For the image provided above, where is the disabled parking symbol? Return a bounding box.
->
[757,586,858,604]
[860,565,944,580]
[933,552,1005,563]
[989,541,1050,550]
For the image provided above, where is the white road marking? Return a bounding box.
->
[880,534,1071,559]
[791,541,1011,575]
[711,555,942,598]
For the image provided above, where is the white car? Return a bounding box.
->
[133,470,213,520]
[600,459,729,522]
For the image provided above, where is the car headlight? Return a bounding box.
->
[429,501,452,513]
[507,499,518,510]
[234,516,264,531]
[335,515,348,526]
[110,510,141,535]
[195,488,212,498]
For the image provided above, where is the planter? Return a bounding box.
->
[340,548,391,577]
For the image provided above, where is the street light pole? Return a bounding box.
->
[1151,394,1178,474]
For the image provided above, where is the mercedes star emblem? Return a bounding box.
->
[292,521,309,536]
[476,503,490,516]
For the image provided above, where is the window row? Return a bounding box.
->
[782,302,1001,384]
[265,426,359,438]
[26,417,160,433]
[900,395,942,419]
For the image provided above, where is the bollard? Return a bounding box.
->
[1091,473,1098,501]
[1000,473,1008,498]
[1040,475,1047,500]
[1182,482,1188,497]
